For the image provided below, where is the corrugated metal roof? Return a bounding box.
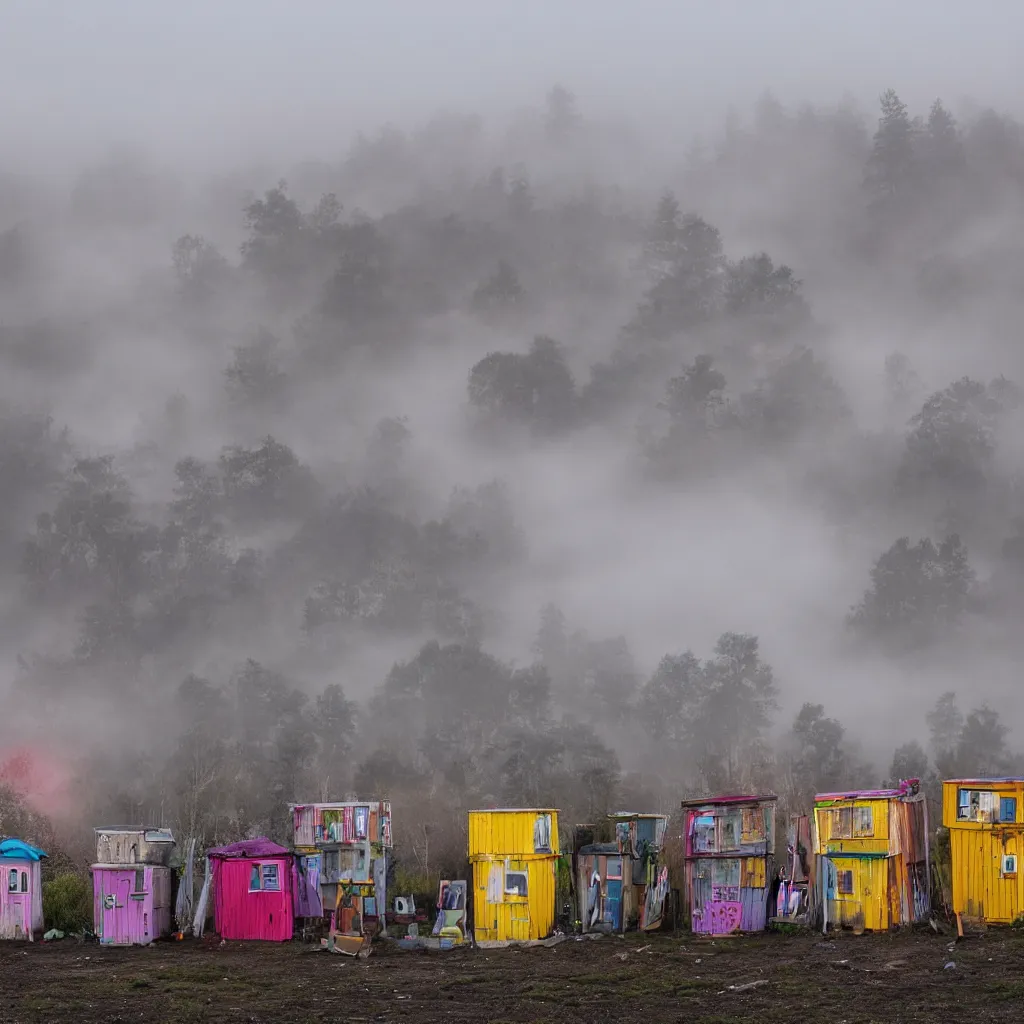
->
[680,794,777,808]
[467,807,559,813]
[944,777,1024,785]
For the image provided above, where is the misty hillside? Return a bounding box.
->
[2,80,1024,872]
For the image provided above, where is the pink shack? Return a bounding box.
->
[207,838,294,942]
[1,839,47,941]
[92,827,175,946]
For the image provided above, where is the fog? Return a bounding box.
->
[2,2,1024,874]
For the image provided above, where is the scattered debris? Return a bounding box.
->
[729,980,770,992]
[944,961,956,970]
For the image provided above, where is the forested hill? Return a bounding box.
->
[1,86,1023,871]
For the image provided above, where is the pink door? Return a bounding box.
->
[3,866,32,938]
[99,872,134,943]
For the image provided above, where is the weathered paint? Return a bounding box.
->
[289,800,391,929]
[209,841,294,942]
[468,809,559,943]
[943,777,1024,925]
[95,828,175,867]
[576,812,670,934]
[682,795,776,935]
[813,780,929,932]
[92,865,172,946]
[0,840,46,941]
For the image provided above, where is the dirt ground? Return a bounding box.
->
[1,928,1022,1024]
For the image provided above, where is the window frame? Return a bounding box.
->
[20,871,29,893]
[248,862,281,892]
[533,813,552,854]
[7,869,18,893]
[853,806,874,837]
[957,788,999,823]
[837,870,854,896]
[1000,797,1017,824]
[504,860,529,898]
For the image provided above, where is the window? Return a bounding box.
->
[21,872,28,893]
[248,863,280,892]
[533,814,552,853]
[837,870,854,895]
[1002,854,1017,877]
[323,849,340,880]
[605,857,622,881]
[957,789,998,823]
[834,807,853,839]
[7,869,17,892]
[505,862,528,897]
[692,815,716,853]
[719,812,741,850]
[133,868,146,893]
[853,806,874,837]
[1000,798,1017,823]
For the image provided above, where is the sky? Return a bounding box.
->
[2,0,1022,171]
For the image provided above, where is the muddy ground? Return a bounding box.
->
[1,928,1022,1023]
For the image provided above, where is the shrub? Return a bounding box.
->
[42,872,92,933]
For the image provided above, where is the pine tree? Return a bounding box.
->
[865,89,918,202]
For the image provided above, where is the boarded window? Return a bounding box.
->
[485,863,503,903]
[741,807,765,844]
[837,870,854,895]
[712,859,741,887]
[1000,798,1017,823]
[7,869,17,892]
[533,814,552,853]
[741,857,766,888]
[261,864,280,891]
[853,806,874,837]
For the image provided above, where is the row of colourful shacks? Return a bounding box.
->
[5,777,1024,943]
[681,783,931,935]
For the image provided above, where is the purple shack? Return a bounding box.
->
[682,794,777,935]
[91,827,175,946]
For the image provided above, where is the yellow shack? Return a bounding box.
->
[468,808,559,943]
[943,777,1024,925]
[813,779,930,932]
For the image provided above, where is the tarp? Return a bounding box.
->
[193,855,212,939]
[0,839,47,861]
[206,838,289,859]
[175,838,196,932]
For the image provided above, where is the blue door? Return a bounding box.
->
[603,857,623,930]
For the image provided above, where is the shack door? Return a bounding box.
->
[603,856,623,931]
[99,872,133,943]
[473,862,501,941]
[2,867,31,939]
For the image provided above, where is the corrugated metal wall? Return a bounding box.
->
[468,810,558,942]
[944,781,1024,924]
[213,858,294,942]
[468,810,559,857]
